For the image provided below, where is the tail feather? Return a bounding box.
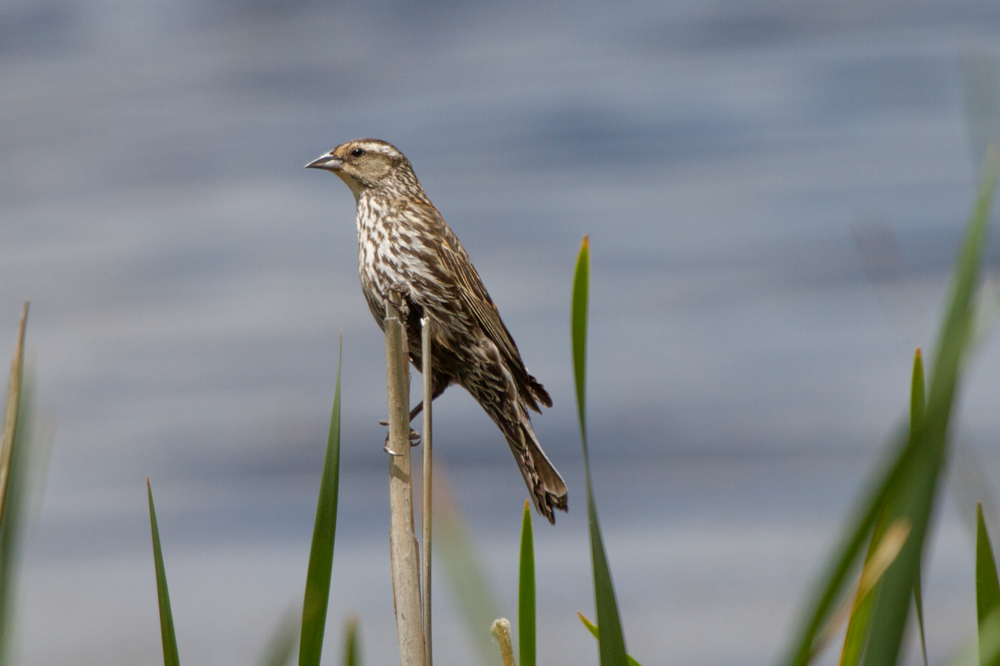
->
[505,421,568,524]
[527,374,553,410]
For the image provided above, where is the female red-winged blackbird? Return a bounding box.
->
[307,139,568,523]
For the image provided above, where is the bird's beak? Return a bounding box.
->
[305,153,343,171]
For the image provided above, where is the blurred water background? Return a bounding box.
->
[4,0,1000,664]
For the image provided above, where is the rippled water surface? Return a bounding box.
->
[4,0,1000,664]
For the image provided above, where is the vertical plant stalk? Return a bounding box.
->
[299,337,344,666]
[256,606,299,666]
[490,619,516,666]
[421,317,433,666]
[342,615,363,666]
[147,477,181,666]
[519,498,535,666]
[433,472,503,666]
[572,237,629,666]
[0,301,28,533]
[384,296,427,666]
[0,302,29,666]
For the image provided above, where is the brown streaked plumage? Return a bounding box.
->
[306,138,568,523]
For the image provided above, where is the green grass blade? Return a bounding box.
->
[572,237,628,666]
[576,614,643,666]
[839,349,925,666]
[980,607,1000,666]
[838,584,873,665]
[913,527,929,666]
[0,303,27,538]
[579,612,598,639]
[585,498,627,666]
[434,471,503,666]
[572,236,589,439]
[784,151,999,666]
[782,423,920,666]
[960,52,1000,171]
[838,510,889,666]
[0,305,31,666]
[519,498,536,666]
[978,503,1000,666]
[840,349,925,666]
[147,478,181,666]
[857,145,998,666]
[910,347,925,429]
[256,607,300,666]
[944,634,978,666]
[911,348,929,666]
[299,337,344,666]
[342,616,362,666]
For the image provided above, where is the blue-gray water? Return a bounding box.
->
[4,0,1000,664]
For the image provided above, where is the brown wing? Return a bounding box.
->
[416,202,552,411]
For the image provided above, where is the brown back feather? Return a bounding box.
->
[416,202,551,412]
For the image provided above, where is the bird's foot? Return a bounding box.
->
[386,287,410,316]
[379,419,420,451]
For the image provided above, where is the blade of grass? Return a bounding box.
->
[299,336,344,666]
[572,238,588,439]
[961,52,1000,171]
[912,348,929,666]
[147,477,180,666]
[910,346,926,448]
[914,571,928,666]
[0,304,30,666]
[838,501,895,666]
[980,606,1000,666]
[0,302,28,534]
[796,392,966,666]
[784,148,999,666]
[782,422,916,666]
[434,468,502,666]
[978,503,1000,666]
[257,607,300,666]
[820,519,909,658]
[576,614,643,666]
[945,635,979,666]
[342,615,362,666]
[840,349,922,666]
[572,236,628,666]
[857,146,998,666]
[519,498,535,666]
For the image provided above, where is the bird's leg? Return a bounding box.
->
[405,375,447,427]
[379,418,421,447]
[388,285,411,316]
[378,400,431,448]
[378,394,436,448]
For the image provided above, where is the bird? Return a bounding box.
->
[306,138,568,524]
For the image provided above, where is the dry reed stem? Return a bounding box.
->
[385,296,427,666]
[491,619,515,666]
[421,317,433,666]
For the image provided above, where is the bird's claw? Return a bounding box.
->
[380,419,420,450]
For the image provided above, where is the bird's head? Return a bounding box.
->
[306,138,412,199]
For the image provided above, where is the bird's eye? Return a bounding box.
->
[351,148,365,157]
